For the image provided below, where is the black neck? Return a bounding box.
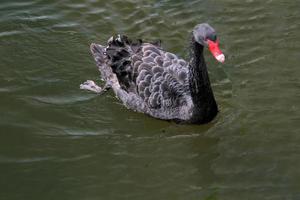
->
[188,37,218,123]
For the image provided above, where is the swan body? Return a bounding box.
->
[81,23,225,124]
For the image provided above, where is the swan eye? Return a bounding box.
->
[208,34,217,42]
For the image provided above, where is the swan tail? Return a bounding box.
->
[104,35,143,91]
[90,43,115,86]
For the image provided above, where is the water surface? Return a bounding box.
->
[1,0,300,199]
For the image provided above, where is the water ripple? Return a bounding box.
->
[1,0,300,200]
[0,30,24,37]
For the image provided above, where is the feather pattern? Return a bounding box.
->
[89,23,221,123]
[91,35,194,121]
[84,23,221,123]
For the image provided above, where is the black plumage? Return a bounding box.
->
[99,35,190,111]
[84,23,223,123]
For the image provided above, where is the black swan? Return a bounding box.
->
[80,23,225,124]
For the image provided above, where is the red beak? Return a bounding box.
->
[208,39,225,63]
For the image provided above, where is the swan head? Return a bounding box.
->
[193,23,225,63]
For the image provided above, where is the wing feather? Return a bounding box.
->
[102,36,190,113]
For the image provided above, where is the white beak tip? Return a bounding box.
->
[216,54,225,63]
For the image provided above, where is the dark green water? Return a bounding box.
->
[1,0,300,199]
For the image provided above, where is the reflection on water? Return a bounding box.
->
[0,0,300,199]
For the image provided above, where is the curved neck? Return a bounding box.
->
[188,36,218,123]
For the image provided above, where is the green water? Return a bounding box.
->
[1,0,300,199]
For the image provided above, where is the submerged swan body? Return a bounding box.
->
[80,23,225,124]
